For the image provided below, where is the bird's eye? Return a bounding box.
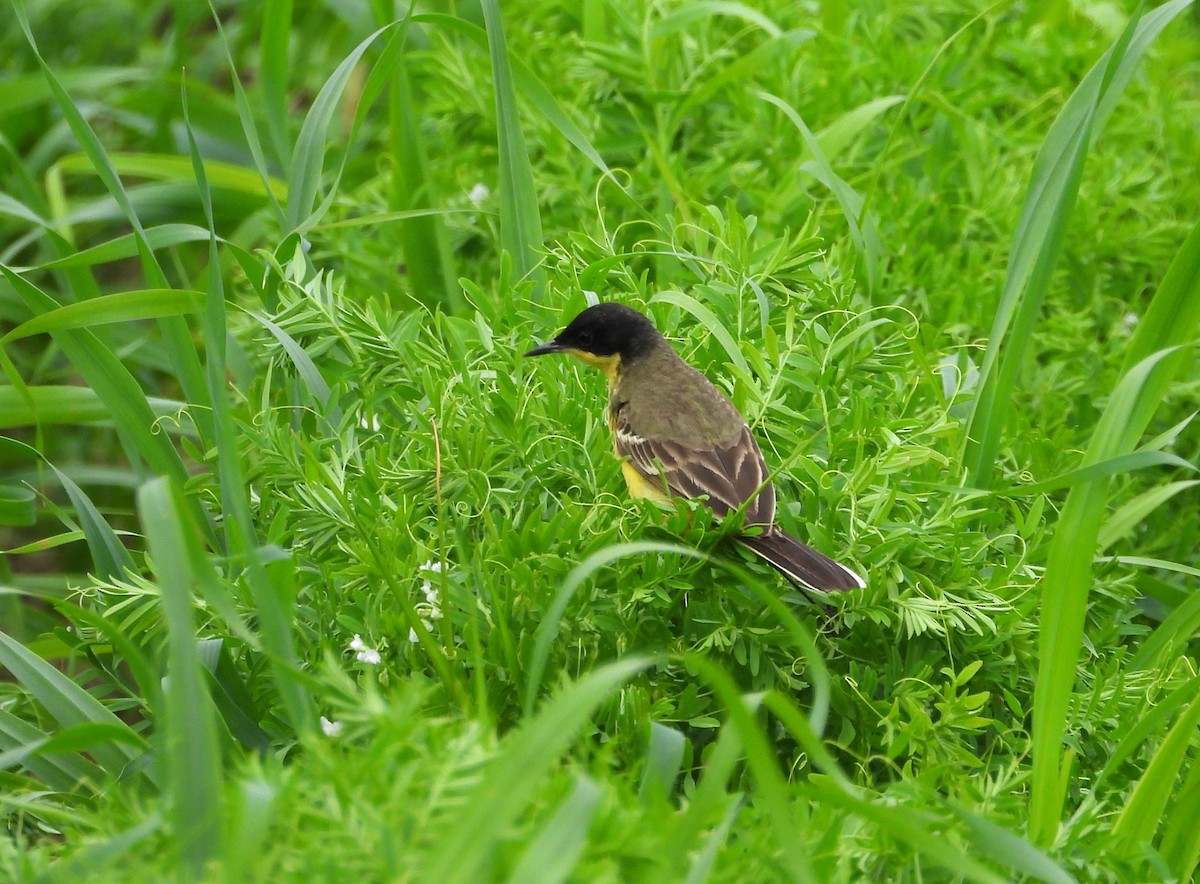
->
[576,329,594,347]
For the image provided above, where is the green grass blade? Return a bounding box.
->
[1030,346,1193,845]
[259,0,293,169]
[285,24,392,231]
[368,5,458,312]
[756,90,884,295]
[480,0,544,289]
[1121,215,1200,388]
[2,289,203,343]
[803,781,1008,884]
[11,0,211,431]
[413,13,616,184]
[1094,677,1200,790]
[1129,585,1200,672]
[1113,689,1200,844]
[53,152,285,201]
[0,484,35,526]
[1097,480,1200,552]
[1159,750,1200,882]
[650,290,752,379]
[942,802,1075,884]
[525,541,705,718]
[963,1,1191,486]
[35,224,211,270]
[0,709,105,791]
[0,630,148,779]
[0,266,188,483]
[184,85,314,735]
[210,10,286,226]
[52,602,158,706]
[639,722,685,805]
[682,655,813,883]
[651,2,782,38]
[0,385,188,431]
[138,477,223,875]
[506,774,602,884]
[425,656,656,883]
[47,463,136,581]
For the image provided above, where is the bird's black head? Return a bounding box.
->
[524,303,663,366]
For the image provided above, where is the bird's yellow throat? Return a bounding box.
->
[564,348,622,386]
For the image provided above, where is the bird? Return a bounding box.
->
[524,302,865,592]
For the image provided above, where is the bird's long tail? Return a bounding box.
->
[737,529,865,591]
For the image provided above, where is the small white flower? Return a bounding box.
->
[320,716,343,738]
[420,560,443,574]
[408,628,419,643]
[468,183,490,205]
[349,634,381,665]
[358,413,381,431]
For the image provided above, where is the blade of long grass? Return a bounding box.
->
[683,796,742,884]
[285,23,393,231]
[651,1,782,38]
[1129,580,1200,672]
[53,153,285,201]
[480,0,544,290]
[0,266,188,483]
[183,84,314,735]
[1097,480,1200,551]
[1113,689,1200,845]
[0,385,188,431]
[11,0,211,435]
[963,1,1191,486]
[756,91,884,295]
[1120,215,1200,389]
[0,709,104,791]
[1030,346,1192,845]
[1094,677,1200,790]
[525,541,705,718]
[650,290,752,378]
[424,656,655,883]
[0,630,148,779]
[506,774,602,884]
[413,14,616,184]
[365,2,459,311]
[802,780,1008,884]
[210,10,286,226]
[34,224,210,270]
[682,656,814,883]
[639,722,685,805]
[1159,749,1200,882]
[1,289,203,343]
[259,0,293,169]
[1027,164,1200,843]
[139,477,223,875]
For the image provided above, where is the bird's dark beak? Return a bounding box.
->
[523,340,564,357]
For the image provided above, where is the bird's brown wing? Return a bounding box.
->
[614,414,776,525]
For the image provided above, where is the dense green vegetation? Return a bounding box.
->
[2,0,1199,879]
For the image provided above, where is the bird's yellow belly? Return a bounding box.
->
[621,461,670,502]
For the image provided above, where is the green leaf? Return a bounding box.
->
[506,775,602,884]
[1113,689,1200,844]
[963,1,1191,486]
[138,477,223,875]
[2,289,203,343]
[426,656,655,883]
[480,0,544,289]
[639,722,685,805]
[0,630,148,779]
